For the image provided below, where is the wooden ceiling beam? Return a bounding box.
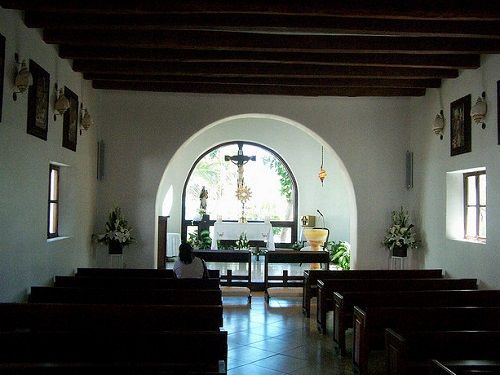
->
[91,80,426,97]
[82,74,441,89]
[25,12,500,39]
[3,1,500,20]
[44,30,500,54]
[59,46,480,70]
[73,60,457,79]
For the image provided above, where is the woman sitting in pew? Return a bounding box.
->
[173,243,209,279]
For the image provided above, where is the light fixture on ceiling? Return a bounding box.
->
[80,103,94,135]
[53,84,70,121]
[318,146,327,186]
[432,110,445,140]
[470,92,487,129]
[13,55,32,101]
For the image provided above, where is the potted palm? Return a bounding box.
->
[96,207,134,254]
[382,206,419,257]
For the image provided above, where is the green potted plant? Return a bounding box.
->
[326,240,351,270]
[96,207,134,254]
[187,229,212,249]
[382,206,420,257]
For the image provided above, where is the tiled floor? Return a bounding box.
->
[223,293,379,375]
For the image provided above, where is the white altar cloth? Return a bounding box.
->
[211,222,275,250]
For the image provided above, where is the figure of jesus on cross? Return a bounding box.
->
[225,142,256,223]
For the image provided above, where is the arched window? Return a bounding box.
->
[182,141,298,247]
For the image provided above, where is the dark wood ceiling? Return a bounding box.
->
[2,1,500,97]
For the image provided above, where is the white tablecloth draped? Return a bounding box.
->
[167,232,181,257]
[210,222,275,250]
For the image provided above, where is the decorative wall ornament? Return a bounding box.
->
[470,92,487,129]
[318,146,327,185]
[80,106,94,133]
[450,94,471,156]
[62,86,78,151]
[13,55,33,101]
[26,60,49,140]
[433,110,445,140]
[53,85,70,120]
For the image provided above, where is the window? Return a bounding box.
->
[463,170,486,242]
[47,164,60,238]
[182,141,298,247]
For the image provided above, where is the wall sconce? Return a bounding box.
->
[432,110,445,140]
[80,103,94,134]
[13,55,32,101]
[318,146,327,186]
[53,84,70,121]
[471,92,487,129]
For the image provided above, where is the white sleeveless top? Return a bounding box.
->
[173,257,205,278]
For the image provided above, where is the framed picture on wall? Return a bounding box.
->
[27,60,50,140]
[450,94,471,156]
[62,86,78,151]
[0,34,5,123]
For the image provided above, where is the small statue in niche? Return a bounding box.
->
[199,186,208,212]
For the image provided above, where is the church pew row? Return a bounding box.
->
[75,267,220,279]
[385,329,500,375]
[316,278,477,334]
[29,286,222,305]
[0,330,227,375]
[264,250,330,303]
[354,306,500,375]
[302,269,443,317]
[53,276,220,289]
[0,363,225,375]
[430,359,500,375]
[333,289,500,355]
[0,303,223,332]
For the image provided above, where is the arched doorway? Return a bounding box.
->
[155,114,358,267]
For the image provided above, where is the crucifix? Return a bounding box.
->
[225,142,256,223]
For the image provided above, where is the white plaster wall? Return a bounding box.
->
[0,8,97,301]
[408,55,500,288]
[95,90,411,270]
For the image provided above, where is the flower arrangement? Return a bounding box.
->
[96,207,134,253]
[382,207,419,252]
[236,232,249,250]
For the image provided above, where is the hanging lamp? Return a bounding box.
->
[318,146,327,186]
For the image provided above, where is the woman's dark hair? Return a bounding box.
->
[178,242,194,264]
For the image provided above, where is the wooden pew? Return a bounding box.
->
[29,286,222,305]
[302,269,443,317]
[0,330,227,374]
[386,329,500,375]
[0,363,226,375]
[0,303,223,331]
[75,267,220,279]
[430,359,500,375]
[53,276,220,289]
[354,306,500,375]
[316,278,477,334]
[333,289,500,355]
[265,250,329,303]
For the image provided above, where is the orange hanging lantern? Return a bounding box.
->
[318,146,327,186]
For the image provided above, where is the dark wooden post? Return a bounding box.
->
[157,216,169,269]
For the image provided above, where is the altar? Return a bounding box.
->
[210,222,275,250]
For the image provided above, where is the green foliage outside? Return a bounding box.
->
[263,157,293,202]
[326,241,351,270]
